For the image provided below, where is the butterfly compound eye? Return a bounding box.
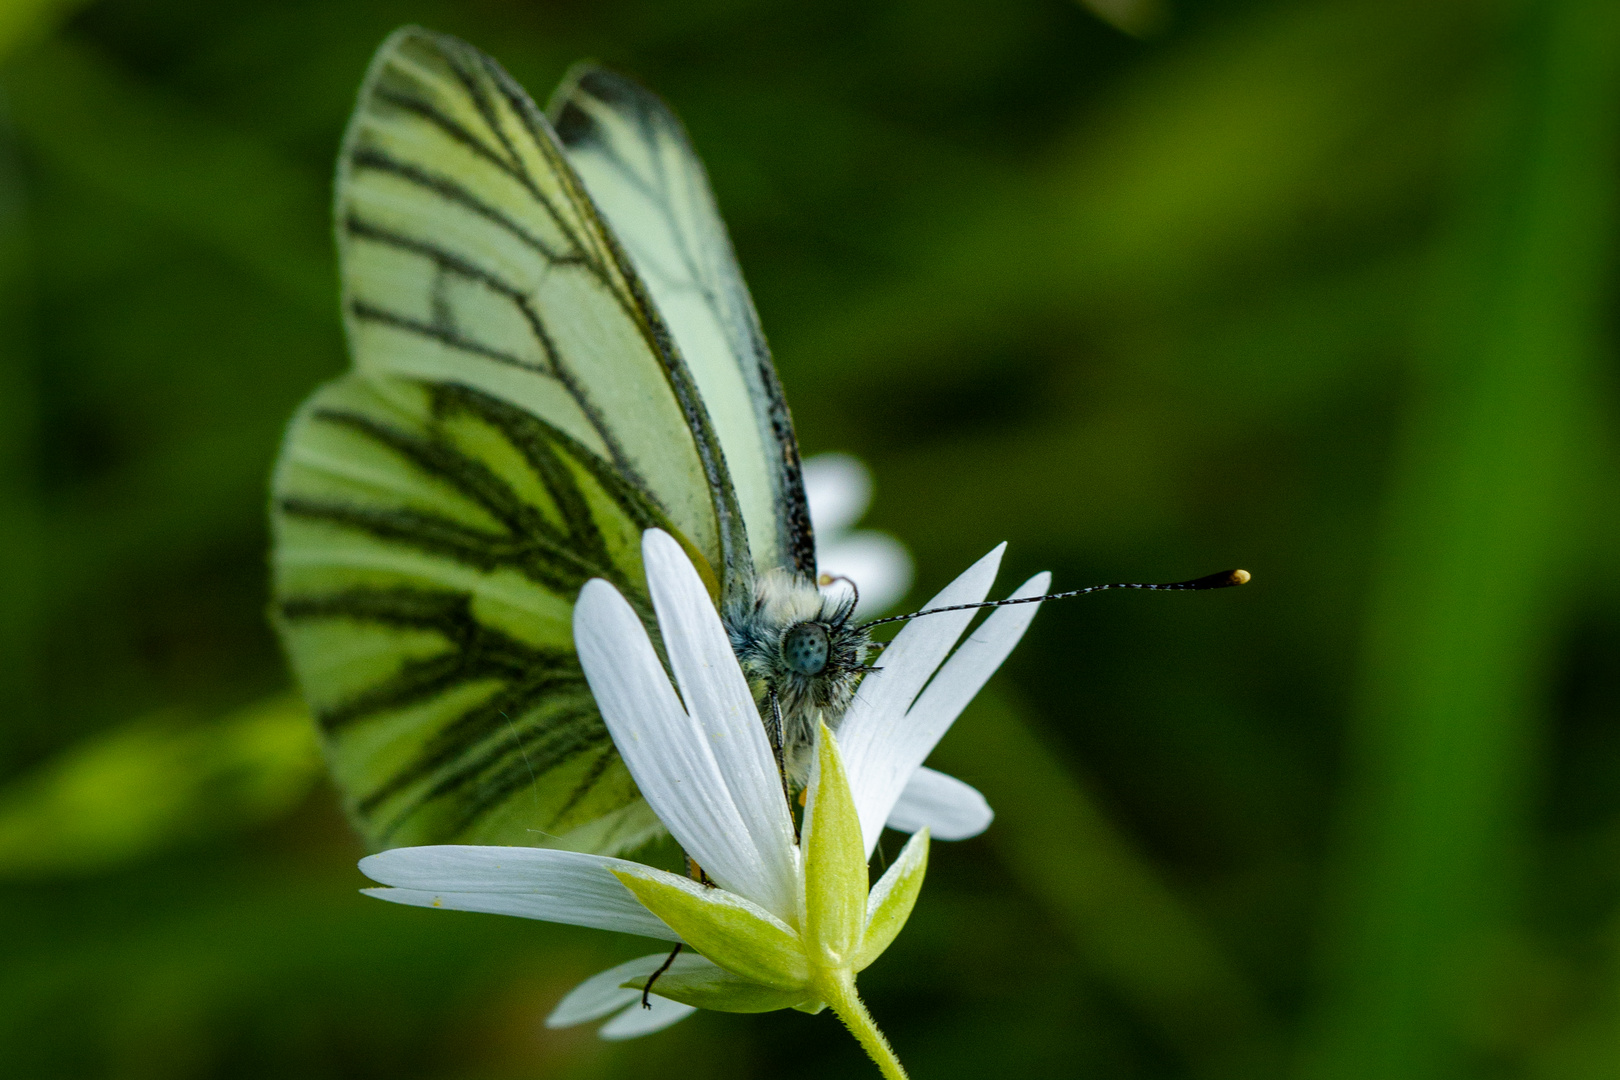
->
[782,622,831,676]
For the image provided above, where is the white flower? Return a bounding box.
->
[803,453,913,616]
[359,529,1047,1049]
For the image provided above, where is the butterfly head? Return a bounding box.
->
[726,569,874,782]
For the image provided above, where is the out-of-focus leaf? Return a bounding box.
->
[1301,1,1620,1077]
[792,0,1470,384]
[0,858,686,1078]
[0,694,321,877]
[1522,922,1620,1080]
[0,107,43,760]
[1,39,344,626]
[1079,0,1169,39]
[932,687,1281,1080]
[3,38,333,312]
[0,0,90,62]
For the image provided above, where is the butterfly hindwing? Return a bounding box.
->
[549,67,816,580]
[271,27,759,854]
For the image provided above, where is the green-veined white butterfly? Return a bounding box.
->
[271,27,880,856]
[270,26,1248,859]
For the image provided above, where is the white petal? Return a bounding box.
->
[547,952,727,1037]
[818,531,913,616]
[358,845,677,941]
[838,544,1006,853]
[640,531,799,916]
[803,452,871,536]
[885,767,994,841]
[574,536,798,923]
[903,570,1050,735]
[599,994,697,1040]
[844,544,1005,731]
[848,567,1046,856]
[546,952,687,1028]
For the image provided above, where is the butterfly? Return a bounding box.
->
[270,27,878,856]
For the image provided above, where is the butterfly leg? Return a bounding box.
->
[769,693,801,842]
[765,690,785,763]
[641,943,683,1008]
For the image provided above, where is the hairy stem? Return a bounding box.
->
[819,969,908,1080]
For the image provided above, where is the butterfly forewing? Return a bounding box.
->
[338,30,740,567]
[272,28,754,854]
[550,68,816,580]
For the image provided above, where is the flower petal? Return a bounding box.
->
[885,767,994,841]
[640,530,799,918]
[599,994,697,1040]
[902,570,1050,736]
[848,569,1046,856]
[819,531,913,616]
[575,566,796,922]
[803,452,871,536]
[842,544,1005,731]
[837,544,1006,854]
[546,953,685,1028]
[357,845,678,941]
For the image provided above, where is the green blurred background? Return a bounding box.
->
[2,0,1618,1076]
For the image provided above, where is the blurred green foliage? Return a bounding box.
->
[1,0,1617,1078]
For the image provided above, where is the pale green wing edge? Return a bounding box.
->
[548,66,817,581]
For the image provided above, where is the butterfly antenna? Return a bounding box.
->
[860,569,1251,630]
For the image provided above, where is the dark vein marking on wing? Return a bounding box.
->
[347,147,583,268]
[485,64,755,600]
[275,379,698,839]
[369,43,591,257]
[349,300,540,373]
[283,384,665,597]
[341,212,642,483]
[361,32,756,600]
[371,87,522,184]
[345,213,566,372]
[279,585,610,840]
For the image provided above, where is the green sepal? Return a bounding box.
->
[792,999,828,1015]
[854,827,930,972]
[620,957,809,1014]
[612,866,809,991]
[803,721,869,967]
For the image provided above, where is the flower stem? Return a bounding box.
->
[819,970,909,1080]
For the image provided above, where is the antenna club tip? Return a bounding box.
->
[1231,569,1251,586]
